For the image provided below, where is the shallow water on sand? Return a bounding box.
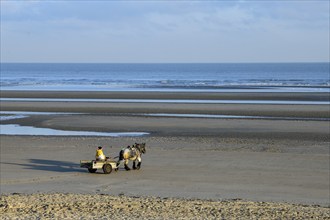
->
[0,111,149,137]
[0,124,149,137]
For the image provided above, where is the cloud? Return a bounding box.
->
[1,1,329,62]
[1,0,42,17]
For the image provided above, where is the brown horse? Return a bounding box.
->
[116,143,146,171]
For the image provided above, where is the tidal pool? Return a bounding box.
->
[0,124,149,137]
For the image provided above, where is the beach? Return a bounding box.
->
[1,91,329,219]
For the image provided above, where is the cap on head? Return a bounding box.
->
[98,146,102,149]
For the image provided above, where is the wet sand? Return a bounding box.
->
[1,91,329,218]
[2,90,329,101]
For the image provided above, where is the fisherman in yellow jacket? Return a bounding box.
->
[95,146,106,161]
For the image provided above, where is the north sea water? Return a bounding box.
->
[1,63,329,92]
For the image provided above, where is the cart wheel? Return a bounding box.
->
[88,168,97,173]
[103,164,112,174]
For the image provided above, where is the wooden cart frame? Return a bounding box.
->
[80,159,118,174]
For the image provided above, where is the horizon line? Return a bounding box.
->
[1,61,329,65]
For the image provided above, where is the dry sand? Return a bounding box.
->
[1,91,329,219]
[1,193,329,219]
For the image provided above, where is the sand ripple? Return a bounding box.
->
[1,193,329,219]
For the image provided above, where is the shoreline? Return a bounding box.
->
[1,90,329,101]
[1,101,329,119]
[1,116,329,141]
[1,90,329,120]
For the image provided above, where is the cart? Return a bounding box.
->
[80,159,118,174]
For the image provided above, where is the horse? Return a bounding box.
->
[116,143,146,171]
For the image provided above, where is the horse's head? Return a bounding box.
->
[136,143,146,154]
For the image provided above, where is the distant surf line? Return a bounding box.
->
[1,98,329,105]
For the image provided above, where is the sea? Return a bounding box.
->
[1,63,329,92]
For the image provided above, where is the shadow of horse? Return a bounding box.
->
[2,159,85,173]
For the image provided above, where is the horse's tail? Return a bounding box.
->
[119,149,124,161]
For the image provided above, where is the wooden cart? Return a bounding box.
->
[80,159,118,174]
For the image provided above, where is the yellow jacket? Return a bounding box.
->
[96,149,105,158]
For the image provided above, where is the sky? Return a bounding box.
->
[1,0,329,63]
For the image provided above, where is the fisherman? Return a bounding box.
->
[95,146,106,161]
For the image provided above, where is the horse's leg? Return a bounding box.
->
[124,159,130,171]
[136,156,142,170]
[117,150,124,167]
[132,161,137,170]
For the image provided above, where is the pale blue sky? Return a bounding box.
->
[1,0,329,63]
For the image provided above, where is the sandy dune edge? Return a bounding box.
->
[1,193,329,219]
